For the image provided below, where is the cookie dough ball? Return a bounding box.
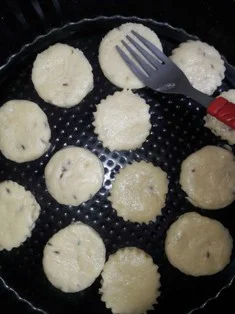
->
[100,247,161,314]
[180,145,235,209]
[43,222,106,292]
[204,90,235,144]
[0,100,51,163]
[165,212,233,276]
[32,43,94,108]
[99,22,163,89]
[0,180,40,251]
[170,40,225,95]
[93,90,151,151]
[109,161,168,223]
[45,146,104,206]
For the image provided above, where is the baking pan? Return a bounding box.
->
[0,2,235,314]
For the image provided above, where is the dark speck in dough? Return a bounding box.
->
[73,195,77,200]
[21,144,26,150]
[84,161,90,168]
[60,167,68,179]
[206,251,210,258]
[211,64,214,69]
[6,188,11,194]
[40,138,47,144]
[47,242,52,246]
[63,83,68,86]
[54,250,60,254]
[191,169,195,172]
[60,166,67,179]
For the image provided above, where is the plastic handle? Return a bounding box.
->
[207,97,235,129]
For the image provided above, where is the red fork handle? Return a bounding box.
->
[207,97,235,129]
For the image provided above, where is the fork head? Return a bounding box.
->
[116,30,191,94]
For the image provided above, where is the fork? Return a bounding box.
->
[116,31,235,129]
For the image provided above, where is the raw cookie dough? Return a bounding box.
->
[180,145,235,209]
[165,212,233,276]
[93,90,151,151]
[109,161,168,223]
[32,43,94,108]
[43,222,106,292]
[0,100,51,163]
[204,89,235,144]
[100,247,161,314]
[45,146,104,206]
[0,180,40,251]
[170,40,225,95]
[99,22,163,89]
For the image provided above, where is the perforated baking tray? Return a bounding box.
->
[0,15,235,314]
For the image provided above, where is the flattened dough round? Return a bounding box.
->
[0,100,51,163]
[100,247,161,314]
[32,43,94,108]
[109,161,168,223]
[204,90,235,144]
[0,180,40,251]
[93,90,151,151]
[170,40,225,95]
[45,146,104,206]
[99,23,163,89]
[165,212,233,276]
[43,222,106,292]
[180,145,235,209]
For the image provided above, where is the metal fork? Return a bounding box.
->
[116,31,235,129]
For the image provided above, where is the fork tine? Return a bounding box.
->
[132,30,168,63]
[126,35,160,68]
[116,45,149,84]
[121,40,154,76]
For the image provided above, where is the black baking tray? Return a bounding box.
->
[1,1,235,314]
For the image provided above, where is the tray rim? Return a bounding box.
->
[0,14,235,314]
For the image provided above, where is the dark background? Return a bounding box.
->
[0,0,235,313]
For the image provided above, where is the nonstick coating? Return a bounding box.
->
[0,16,235,314]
